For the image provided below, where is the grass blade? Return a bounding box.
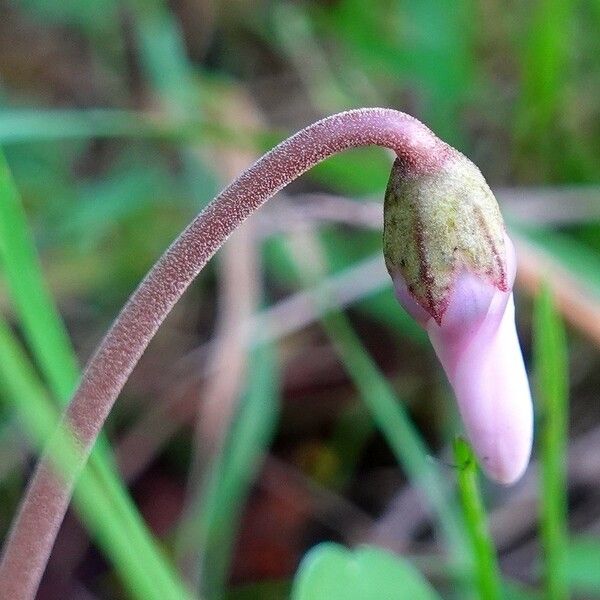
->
[533,285,569,600]
[0,149,79,399]
[0,151,189,597]
[177,342,280,599]
[453,438,502,600]
[515,0,574,178]
[0,110,174,144]
[0,317,190,598]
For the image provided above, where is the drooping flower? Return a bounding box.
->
[383,152,533,484]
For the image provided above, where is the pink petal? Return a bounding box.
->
[432,289,533,484]
[393,235,533,484]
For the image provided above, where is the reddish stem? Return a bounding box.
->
[0,108,448,599]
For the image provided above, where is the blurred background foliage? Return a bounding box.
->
[1,0,600,598]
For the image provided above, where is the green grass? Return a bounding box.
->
[514,0,600,181]
[519,0,572,130]
[0,316,190,599]
[0,150,189,598]
[534,285,570,600]
[176,341,280,599]
[0,150,79,398]
[292,543,442,600]
[453,438,502,600]
[0,109,180,144]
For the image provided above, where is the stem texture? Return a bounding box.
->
[0,108,447,599]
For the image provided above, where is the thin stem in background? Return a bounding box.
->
[453,438,502,600]
[189,342,279,600]
[534,285,570,600]
[176,92,262,588]
[0,108,449,599]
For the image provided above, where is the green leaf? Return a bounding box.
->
[292,543,441,600]
[533,284,569,600]
[566,538,600,593]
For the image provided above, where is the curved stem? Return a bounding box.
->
[0,108,448,599]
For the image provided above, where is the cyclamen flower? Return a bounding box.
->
[1,109,534,600]
[383,153,533,484]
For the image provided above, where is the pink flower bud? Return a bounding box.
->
[384,153,533,484]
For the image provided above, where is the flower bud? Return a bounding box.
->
[383,152,533,484]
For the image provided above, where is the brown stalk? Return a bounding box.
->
[0,108,445,598]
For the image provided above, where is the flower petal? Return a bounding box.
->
[451,292,532,483]
[412,234,531,483]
